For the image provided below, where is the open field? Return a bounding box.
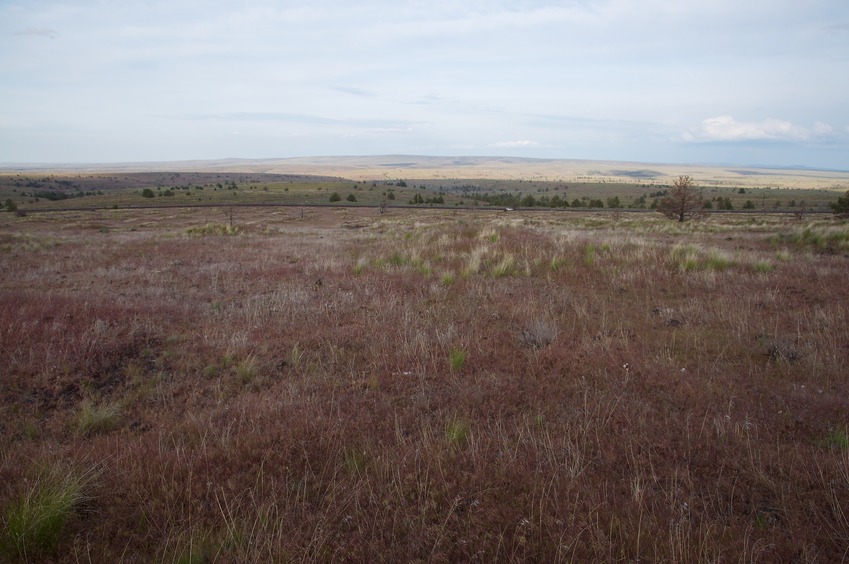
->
[2,159,846,214]
[5,155,849,190]
[2,205,849,561]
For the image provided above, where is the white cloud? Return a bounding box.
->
[13,27,59,39]
[685,115,834,142]
[813,121,833,135]
[491,140,541,148]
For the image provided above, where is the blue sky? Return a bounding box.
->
[2,0,848,168]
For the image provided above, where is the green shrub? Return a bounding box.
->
[329,192,341,202]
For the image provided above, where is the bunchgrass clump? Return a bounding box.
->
[290,342,304,370]
[824,428,849,450]
[491,253,516,277]
[449,348,467,372]
[235,355,259,384]
[75,399,122,436]
[1,463,97,559]
[445,420,470,446]
[462,247,485,278]
[771,225,849,250]
[519,319,558,350]
[670,244,700,271]
[704,250,734,271]
[353,256,369,275]
[754,260,774,274]
[387,252,406,267]
[583,244,596,266]
[186,223,240,236]
[549,255,566,271]
[775,249,791,261]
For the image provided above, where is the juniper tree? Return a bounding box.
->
[657,175,704,222]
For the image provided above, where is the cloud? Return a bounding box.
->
[13,27,59,39]
[178,111,418,131]
[329,85,377,98]
[490,140,542,148]
[685,115,834,143]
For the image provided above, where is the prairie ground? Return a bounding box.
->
[1,206,848,562]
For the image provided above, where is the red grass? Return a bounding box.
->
[1,208,848,561]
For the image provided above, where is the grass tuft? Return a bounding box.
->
[235,355,259,384]
[75,399,122,436]
[519,319,558,349]
[753,260,773,273]
[186,223,240,236]
[449,348,467,372]
[445,420,470,446]
[352,256,369,275]
[491,253,516,277]
[1,463,97,559]
[583,244,596,266]
[824,428,849,450]
[704,250,734,271]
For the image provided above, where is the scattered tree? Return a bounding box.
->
[831,190,849,218]
[141,188,155,198]
[521,194,536,208]
[329,192,341,202]
[716,197,734,211]
[346,194,357,202]
[657,176,704,222]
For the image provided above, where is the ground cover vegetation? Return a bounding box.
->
[1,204,849,561]
[1,173,844,214]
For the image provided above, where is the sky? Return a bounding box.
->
[1,0,848,169]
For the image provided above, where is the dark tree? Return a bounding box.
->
[831,190,849,218]
[657,176,704,222]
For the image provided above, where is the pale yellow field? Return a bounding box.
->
[6,155,849,190]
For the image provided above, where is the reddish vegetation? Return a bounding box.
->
[1,207,848,561]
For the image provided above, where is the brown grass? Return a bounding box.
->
[1,206,848,561]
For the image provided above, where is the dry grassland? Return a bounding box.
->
[9,155,849,190]
[1,206,848,561]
